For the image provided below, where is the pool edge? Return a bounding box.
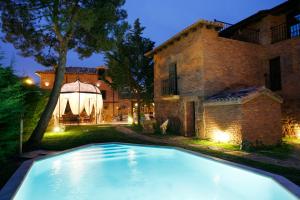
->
[0,142,299,200]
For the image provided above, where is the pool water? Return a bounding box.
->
[14,144,298,200]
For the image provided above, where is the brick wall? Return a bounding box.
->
[201,28,266,97]
[204,95,282,146]
[242,95,282,146]
[204,104,243,144]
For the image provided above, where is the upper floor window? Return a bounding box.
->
[271,13,300,43]
[161,63,178,96]
[290,14,300,38]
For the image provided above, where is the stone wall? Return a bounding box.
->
[242,95,282,146]
[204,104,243,144]
[204,95,282,146]
[201,28,266,97]
[155,99,182,133]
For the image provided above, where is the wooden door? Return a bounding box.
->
[186,102,196,137]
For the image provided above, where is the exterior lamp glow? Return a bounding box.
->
[294,124,300,139]
[44,81,50,87]
[53,126,62,133]
[128,116,134,124]
[213,130,230,143]
[24,77,34,85]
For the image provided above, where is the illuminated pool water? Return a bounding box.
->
[13,144,299,200]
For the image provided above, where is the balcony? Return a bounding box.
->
[271,23,300,43]
[216,20,260,44]
[161,78,178,96]
[228,28,260,44]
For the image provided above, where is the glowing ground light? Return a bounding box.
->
[213,130,230,143]
[53,126,62,133]
[128,116,134,124]
[295,124,300,138]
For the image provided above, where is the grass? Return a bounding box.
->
[41,125,148,150]
[252,142,293,159]
[284,137,300,144]
[183,138,240,151]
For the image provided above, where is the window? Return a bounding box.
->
[161,63,178,96]
[290,14,300,38]
[269,57,282,91]
[168,63,178,95]
[102,90,107,100]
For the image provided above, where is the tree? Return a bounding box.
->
[105,19,154,125]
[0,52,25,161]
[0,0,127,146]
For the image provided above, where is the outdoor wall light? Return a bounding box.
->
[23,77,34,85]
[213,129,231,143]
[44,81,50,87]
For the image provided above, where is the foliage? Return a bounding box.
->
[0,0,127,145]
[0,64,24,163]
[0,0,127,66]
[105,19,155,124]
[23,88,49,141]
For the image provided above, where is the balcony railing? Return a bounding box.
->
[215,19,260,44]
[271,23,300,43]
[231,29,260,44]
[161,79,178,96]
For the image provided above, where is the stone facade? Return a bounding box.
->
[149,0,300,145]
[204,94,282,146]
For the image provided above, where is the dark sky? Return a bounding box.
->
[0,0,285,81]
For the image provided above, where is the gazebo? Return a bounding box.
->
[53,80,103,125]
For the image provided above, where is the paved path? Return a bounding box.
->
[116,126,300,170]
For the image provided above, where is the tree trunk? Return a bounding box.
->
[27,49,67,147]
[137,94,141,126]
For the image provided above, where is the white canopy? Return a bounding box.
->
[53,80,103,123]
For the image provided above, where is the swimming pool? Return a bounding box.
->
[4,143,300,200]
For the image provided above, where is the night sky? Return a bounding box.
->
[0,0,285,82]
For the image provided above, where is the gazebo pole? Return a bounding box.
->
[78,80,80,125]
[59,93,60,126]
[95,92,98,124]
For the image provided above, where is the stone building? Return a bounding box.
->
[36,66,133,122]
[204,87,282,145]
[146,0,300,145]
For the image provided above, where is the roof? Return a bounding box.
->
[220,0,298,37]
[36,66,106,76]
[204,87,283,106]
[61,80,101,94]
[145,20,223,57]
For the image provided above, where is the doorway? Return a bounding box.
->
[269,57,282,91]
[186,101,196,137]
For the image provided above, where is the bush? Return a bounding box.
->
[0,66,24,163]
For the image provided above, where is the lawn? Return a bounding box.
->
[41,125,149,150]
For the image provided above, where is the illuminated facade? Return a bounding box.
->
[148,0,300,145]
